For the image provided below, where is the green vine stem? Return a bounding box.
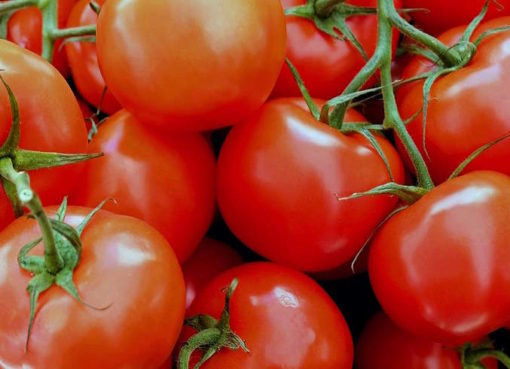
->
[0,0,38,15]
[0,157,63,274]
[466,349,510,368]
[314,0,345,17]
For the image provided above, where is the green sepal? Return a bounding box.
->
[185,314,219,331]
[337,182,430,205]
[89,1,101,14]
[26,272,55,350]
[13,149,103,171]
[285,58,320,120]
[357,128,395,182]
[285,0,371,61]
[17,237,44,273]
[448,132,510,180]
[76,198,110,236]
[0,74,21,156]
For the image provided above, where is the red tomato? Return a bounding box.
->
[356,312,497,369]
[217,98,405,272]
[0,206,185,368]
[397,17,510,184]
[7,0,76,76]
[96,0,287,131]
[181,262,353,369]
[273,0,401,99]
[183,238,242,309]
[369,171,510,345]
[404,0,510,35]
[66,0,120,114]
[69,109,216,263]
[0,40,87,230]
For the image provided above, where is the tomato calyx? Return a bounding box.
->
[460,342,510,369]
[178,279,249,369]
[285,0,374,60]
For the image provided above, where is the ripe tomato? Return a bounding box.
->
[273,0,401,99]
[397,17,510,184]
[217,98,405,272]
[66,0,120,114]
[404,0,510,35]
[183,238,242,309]
[69,109,216,263]
[181,262,353,369]
[0,206,185,368]
[96,0,286,131]
[7,0,76,76]
[356,312,497,369]
[0,40,87,230]
[369,171,510,345]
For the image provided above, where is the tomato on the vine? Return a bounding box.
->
[404,0,510,35]
[356,312,497,369]
[369,171,510,345]
[397,17,510,184]
[181,262,354,369]
[0,206,185,369]
[273,0,401,99]
[66,0,120,114]
[217,98,405,272]
[70,109,216,263]
[0,39,87,230]
[96,0,287,131]
[183,238,242,309]
[7,0,76,76]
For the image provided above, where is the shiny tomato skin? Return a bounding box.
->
[7,0,76,76]
[66,0,120,114]
[69,109,216,263]
[0,40,87,230]
[96,0,286,131]
[273,0,401,99]
[217,98,405,272]
[404,0,510,35]
[397,17,510,184]
[182,262,354,369]
[183,238,243,309]
[0,206,185,369]
[369,171,510,345]
[356,312,497,369]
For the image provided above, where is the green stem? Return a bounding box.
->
[0,0,38,15]
[177,328,222,369]
[379,0,434,189]
[0,158,63,274]
[384,1,461,66]
[39,0,58,62]
[314,0,345,17]
[467,349,510,368]
[50,24,96,39]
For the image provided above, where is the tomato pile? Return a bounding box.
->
[1,0,510,368]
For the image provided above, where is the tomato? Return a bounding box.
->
[69,109,216,263]
[96,0,286,131]
[183,238,243,309]
[0,206,185,368]
[0,40,87,230]
[397,17,510,184]
[404,0,510,35]
[273,0,401,99]
[7,0,76,76]
[356,312,497,369]
[181,262,353,369]
[66,0,120,114]
[369,171,510,345]
[217,98,405,272]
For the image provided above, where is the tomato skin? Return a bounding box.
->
[0,40,87,230]
[96,0,287,131]
[369,171,510,345]
[273,0,401,99]
[0,206,185,369]
[356,312,497,369]
[397,17,510,184]
[217,98,405,272]
[183,238,243,309]
[181,262,354,369]
[7,0,76,76]
[69,109,216,263]
[404,0,510,35]
[66,0,120,114]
